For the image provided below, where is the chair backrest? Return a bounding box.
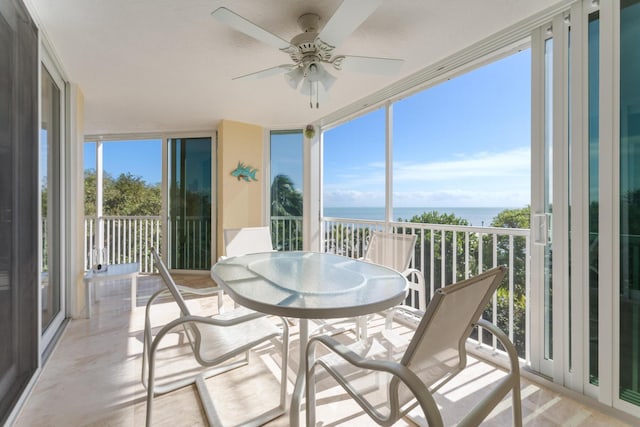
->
[394,266,507,405]
[150,247,192,316]
[224,226,274,257]
[362,231,417,273]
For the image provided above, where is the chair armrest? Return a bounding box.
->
[402,267,425,285]
[176,284,222,297]
[473,319,520,375]
[307,335,444,427]
[460,319,521,427]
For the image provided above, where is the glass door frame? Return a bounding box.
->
[604,0,640,416]
[532,0,640,417]
[531,0,601,392]
[39,47,66,352]
[162,132,217,272]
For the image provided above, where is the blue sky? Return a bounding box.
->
[323,49,531,208]
[84,49,531,208]
[271,131,304,187]
[84,139,162,184]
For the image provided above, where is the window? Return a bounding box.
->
[270,130,303,250]
[323,107,386,220]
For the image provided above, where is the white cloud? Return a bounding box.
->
[393,147,530,182]
[393,189,529,208]
[323,147,531,207]
[323,188,385,206]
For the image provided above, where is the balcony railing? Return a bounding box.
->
[321,217,530,362]
[81,214,530,361]
[270,216,303,251]
[84,216,161,273]
[84,216,296,273]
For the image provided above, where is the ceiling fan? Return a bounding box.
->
[211,0,404,108]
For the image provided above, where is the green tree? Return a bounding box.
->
[270,174,303,250]
[400,210,469,227]
[485,205,530,356]
[400,210,477,289]
[84,169,163,265]
[84,169,98,216]
[491,205,530,229]
[105,172,161,215]
[270,174,302,216]
[84,169,161,216]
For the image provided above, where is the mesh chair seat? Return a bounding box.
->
[194,307,282,363]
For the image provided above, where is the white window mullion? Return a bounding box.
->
[567,0,588,393]
[385,102,393,226]
[598,0,618,408]
[96,140,104,255]
[161,134,168,266]
[304,125,321,252]
[551,12,570,386]
[530,26,548,375]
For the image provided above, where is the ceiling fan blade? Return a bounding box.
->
[317,0,384,48]
[233,64,295,80]
[338,55,404,75]
[212,7,293,50]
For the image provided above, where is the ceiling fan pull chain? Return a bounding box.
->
[316,81,319,109]
[309,81,313,108]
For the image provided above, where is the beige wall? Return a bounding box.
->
[69,84,87,318]
[217,119,264,256]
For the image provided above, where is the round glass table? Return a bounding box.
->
[210,251,408,426]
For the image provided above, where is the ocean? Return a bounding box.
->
[323,207,515,227]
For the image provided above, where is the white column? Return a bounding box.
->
[304,126,321,252]
[385,102,393,226]
[96,139,104,260]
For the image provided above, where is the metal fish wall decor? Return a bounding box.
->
[231,162,258,182]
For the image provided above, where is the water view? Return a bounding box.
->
[323,206,514,227]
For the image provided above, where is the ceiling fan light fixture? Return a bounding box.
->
[318,67,336,91]
[284,67,304,89]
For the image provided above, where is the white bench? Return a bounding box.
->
[83,262,139,318]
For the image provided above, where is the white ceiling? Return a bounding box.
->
[29,0,565,135]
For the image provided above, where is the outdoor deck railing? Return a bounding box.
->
[84,216,161,273]
[321,217,531,362]
[81,214,531,361]
[85,216,297,273]
[270,215,303,251]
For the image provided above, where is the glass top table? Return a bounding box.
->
[210,251,408,426]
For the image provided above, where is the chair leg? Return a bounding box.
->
[306,361,317,427]
[217,289,225,314]
[512,378,523,427]
[145,348,157,427]
[280,321,290,410]
[357,316,368,340]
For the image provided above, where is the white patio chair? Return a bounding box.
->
[305,265,522,427]
[219,226,277,313]
[361,231,426,334]
[223,226,275,257]
[143,248,289,427]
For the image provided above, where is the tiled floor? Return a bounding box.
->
[14,274,636,426]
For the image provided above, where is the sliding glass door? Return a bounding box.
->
[168,137,213,270]
[40,60,64,346]
[0,0,39,423]
[532,0,640,416]
[618,0,640,407]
